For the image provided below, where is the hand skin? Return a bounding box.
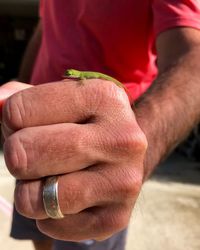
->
[1,27,200,242]
[1,79,147,241]
[0,82,32,116]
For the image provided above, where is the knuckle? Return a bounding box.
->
[2,91,26,130]
[118,169,143,201]
[134,130,148,153]
[114,211,130,231]
[117,211,131,230]
[14,181,37,218]
[120,126,148,156]
[86,79,127,111]
[119,178,136,200]
[101,80,128,105]
[14,183,27,216]
[3,133,28,178]
[99,209,130,234]
[1,121,14,139]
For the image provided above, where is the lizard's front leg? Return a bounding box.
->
[79,77,88,85]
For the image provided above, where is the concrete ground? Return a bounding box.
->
[0,152,200,250]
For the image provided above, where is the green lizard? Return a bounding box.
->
[64,69,125,89]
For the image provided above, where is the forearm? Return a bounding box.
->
[135,48,200,180]
[18,21,42,83]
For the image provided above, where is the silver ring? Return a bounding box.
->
[43,176,64,219]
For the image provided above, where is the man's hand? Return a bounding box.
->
[1,79,147,241]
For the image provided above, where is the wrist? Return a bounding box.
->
[134,99,172,181]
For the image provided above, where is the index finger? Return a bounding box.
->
[2,79,128,132]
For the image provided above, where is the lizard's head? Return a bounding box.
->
[65,69,80,77]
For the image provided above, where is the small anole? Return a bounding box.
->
[64,69,125,89]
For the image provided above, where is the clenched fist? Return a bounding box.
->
[1,79,147,241]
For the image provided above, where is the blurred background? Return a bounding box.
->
[0,1,200,250]
[0,0,38,84]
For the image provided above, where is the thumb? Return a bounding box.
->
[0,81,33,119]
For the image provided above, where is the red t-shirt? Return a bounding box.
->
[31,0,200,103]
